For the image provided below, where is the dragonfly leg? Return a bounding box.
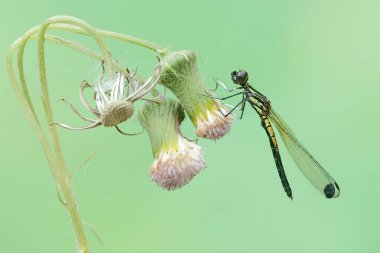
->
[240,94,247,119]
[223,99,246,117]
[211,78,241,92]
[208,92,247,117]
[203,91,244,100]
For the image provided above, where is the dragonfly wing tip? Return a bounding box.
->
[324,182,340,199]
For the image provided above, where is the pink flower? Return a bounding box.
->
[138,98,206,190]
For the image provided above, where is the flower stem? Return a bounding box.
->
[36,15,127,252]
[50,23,169,56]
[40,34,132,76]
[45,34,103,60]
[7,39,91,252]
[9,14,128,252]
[7,15,168,252]
[38,15,114,75]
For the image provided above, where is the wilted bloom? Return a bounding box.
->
[138,98,206,190]
[53,61,161,134]
[159,50,233,139]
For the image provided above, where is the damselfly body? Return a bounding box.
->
[207,70,340,199]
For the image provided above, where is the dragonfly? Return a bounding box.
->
[206,70,340,199]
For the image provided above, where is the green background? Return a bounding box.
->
[1,0,379,252]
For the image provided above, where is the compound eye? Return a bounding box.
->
[231,71,237,77]
[236,70,248,84]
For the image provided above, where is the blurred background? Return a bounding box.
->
[1,0,379,252]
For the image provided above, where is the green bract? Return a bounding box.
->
[160,50,233,139]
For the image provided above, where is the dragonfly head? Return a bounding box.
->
[231,70,249,85]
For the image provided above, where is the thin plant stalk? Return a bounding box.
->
[44,34,103,61]
[38,16,118,252]
[7,15,168,252]
[6,16,165,253]
[7,41,90,251]
[50,23,169,56]
[40,35,132,76]
[16,16,113,120]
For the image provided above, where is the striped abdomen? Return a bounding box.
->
[260,115,293,199]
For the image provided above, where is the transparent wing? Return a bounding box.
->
[268,108,340,198]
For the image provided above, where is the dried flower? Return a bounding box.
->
[138,98,206,190]
[159,50,233,139]
[53,61,161,134]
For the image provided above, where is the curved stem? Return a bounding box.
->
[16,17,114,123]
[9,15,119,252]
[38,16,114,76]
[6,43,55,170]
[17,25,41,123]
[45,34,103,60]
[7,29,91,253]
[93,29,169,56]
[37,15,121,252]
[50,23,169,56]
[16,18,166,122]
[7,36,81,253]
[41,34,131,76]
[16,26,149,121]
[8,15,167,252]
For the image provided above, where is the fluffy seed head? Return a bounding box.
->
[138,98,207,190]
[150,135,206,190]
[195,107,233,139]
